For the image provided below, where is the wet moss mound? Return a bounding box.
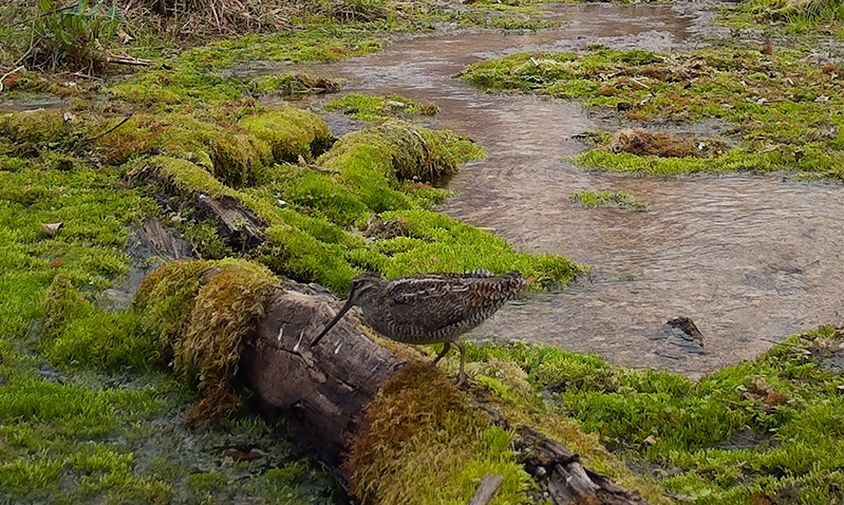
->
[238,107,334,164]
[346,364,532,504]
[135,259,277,425]
[320,119,484,187]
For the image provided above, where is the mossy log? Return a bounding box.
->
[129,160,266,250]
[241,285,648,505]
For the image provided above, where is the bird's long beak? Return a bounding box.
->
[310,299,353,347]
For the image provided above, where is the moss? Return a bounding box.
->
[466,326,844,503]
[0,109,81,154]
[250,72,345,98]
[571,190,646,211]
[724,0,844,37]
[346,363,532,504]
[461,47,844,179]
[320,120,484,191]
[175,261,278,425]
[134,259,277,425]
[325,92,440,121]
[97,114,272,188]
[377,209,583,286]
[239,107,334,163]
[134,259,214,349]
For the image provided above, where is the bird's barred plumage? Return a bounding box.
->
[310,270,527,384]
[367,271,525,344]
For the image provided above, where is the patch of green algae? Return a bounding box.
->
[460,46,844,179]
[325,93,440,122]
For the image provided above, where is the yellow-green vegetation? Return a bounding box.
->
[325,92,440,121]
[571,189,645,210]
[137,260,278,425]
[725,0,844,38]
[465,326,844,504]
[460,46,844,179]
[346,364,533,504]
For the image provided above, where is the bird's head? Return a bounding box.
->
[310,272,385,347]
[346,272,385,306]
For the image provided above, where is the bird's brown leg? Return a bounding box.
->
[455,341,466,387]
[431,342,451,365]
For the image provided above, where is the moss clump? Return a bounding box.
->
[725,0,844,36]
[325,93,440,121]
[461,47,844,179]
[239,107,334,163]
[346,363,532,504]
[135,259,277,426]
[320,120,484,190]
[250,72,344,98]
[96,113,272,188]
[0,109,81,154]
[570,190,646,211]
[134,259,215,346]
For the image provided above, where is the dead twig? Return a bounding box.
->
[81,112,134,145]
[106,55,151,67]
[0,65,25,94]
[469,474,504,505]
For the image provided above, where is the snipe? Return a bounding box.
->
[310,270,527,385]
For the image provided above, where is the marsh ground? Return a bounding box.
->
[1,0,843,503]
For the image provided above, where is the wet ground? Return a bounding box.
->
[279,3,844,376]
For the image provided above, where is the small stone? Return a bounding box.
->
[41,222,63,237]
[836,385,844,395]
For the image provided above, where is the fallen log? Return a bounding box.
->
[239,280,649,504]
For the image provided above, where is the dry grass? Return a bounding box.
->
[608,129,724,158]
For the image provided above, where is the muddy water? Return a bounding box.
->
[283,4,844,376]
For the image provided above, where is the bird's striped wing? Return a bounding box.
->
[384,272,525,333]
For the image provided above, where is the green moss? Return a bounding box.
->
[320,120,484,190]
[461,47,844,179]
[239,107,334,163]
[724,0,844,37]
[175,261,278,424]
[132,259,278,424]
[377,209,583,286]
[466,325,844,503]
[98,114,272,188]
[325,92,440,121]
[250,72,345,98]
[571,190,646,211]
[347,363,532,504]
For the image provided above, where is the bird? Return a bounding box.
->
[310,270,528,385]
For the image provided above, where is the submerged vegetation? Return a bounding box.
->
[571,189,645,210]
[325,92,440,121]
[461,46,844,178]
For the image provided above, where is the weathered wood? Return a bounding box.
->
[128,163,266,250]
[469,474,504,505]
[243,288,404,465]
